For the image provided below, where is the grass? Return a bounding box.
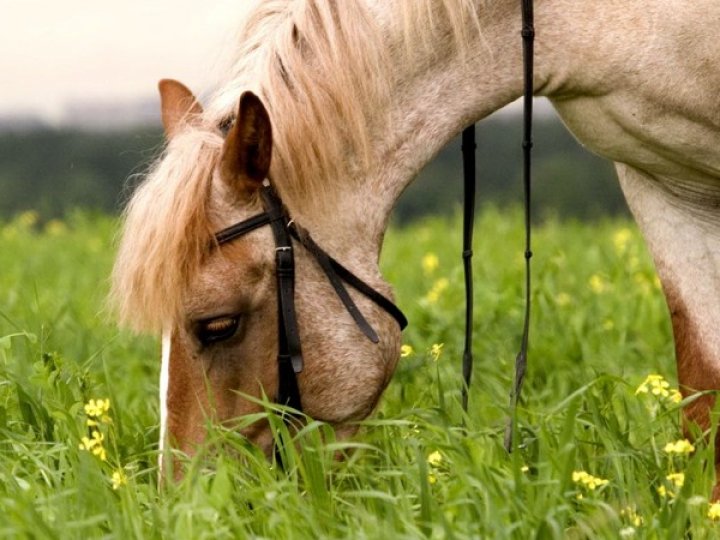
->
[1,208,719,538]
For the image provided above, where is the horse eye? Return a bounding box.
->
[197,317,239,345]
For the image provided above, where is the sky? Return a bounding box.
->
[0,0,243,122]
[0,1,543,124]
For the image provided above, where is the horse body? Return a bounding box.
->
[547,1,720,180]
[112,0,720,483]
[536,1,720,480]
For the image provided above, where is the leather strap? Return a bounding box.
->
[215,213,271,245]
[461,125,476,414]
[290,225,408,337]
[324,256,408,332]
[504,0,535,452]
[459,2,534,449]
[291,225,379,343]
[261,187,304,410]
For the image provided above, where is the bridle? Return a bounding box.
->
[214,181,408,412]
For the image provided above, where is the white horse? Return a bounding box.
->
[111,0,720,489]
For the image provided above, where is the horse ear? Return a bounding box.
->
[220,91,272,195]
[158,79,203,138]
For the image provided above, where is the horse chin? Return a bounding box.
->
[304,327,401,422]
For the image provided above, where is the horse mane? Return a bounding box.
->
[112,0,478,333]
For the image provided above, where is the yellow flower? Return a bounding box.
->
[620,506,643,527]
[427,451,442,467]
[79,430,107,461]
[669,389,682,404]
[111,469,127,490]
[613,228,633,253]
[664,439,695,455]
[634,273,653,295]
[44,219,66,236]
[657,485,673,499]
[422,253,439,276]
[84,398,111,419]
[589,274,607,294]
[572,470,609,490]
[400,344,414,358]
[425,278,449,304]
[79,430,103,449]
[666,472,685,488]
[708,502,720,520]
[17,210,38,228]
[651,383,670,397]
[426,451,447,485]
[635,374,675,399]
[555,292,571,307]
[430,343,444,361]
[521,465,530,473]
[401,424,421,439]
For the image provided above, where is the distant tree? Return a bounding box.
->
[0,129,162,220]
[0,115,627,223]
[393,114,626,223]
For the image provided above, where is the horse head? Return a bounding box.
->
[113,80,403,464]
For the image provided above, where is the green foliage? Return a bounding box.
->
[1,210,719,538]
[396,115,624,224]
[0,128,162,219]
[0,115,624,224]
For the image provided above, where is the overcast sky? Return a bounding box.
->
[0,0,244,121]
[1,1,543,124]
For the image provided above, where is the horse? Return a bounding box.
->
[111,0,720,490]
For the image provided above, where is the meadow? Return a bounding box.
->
[1,208,719,538]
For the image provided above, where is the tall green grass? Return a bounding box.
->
[1,209,718,538]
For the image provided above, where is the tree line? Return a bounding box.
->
[0,114,625,224]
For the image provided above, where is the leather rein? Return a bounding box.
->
[461,0,534,451]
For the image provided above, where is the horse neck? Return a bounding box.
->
[299,2,524,255]
[288,0,583,263]
[338,0,650,233]
[369,3,523,207]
